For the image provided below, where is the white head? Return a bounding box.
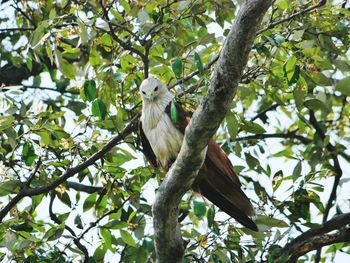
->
[139,76,168,102]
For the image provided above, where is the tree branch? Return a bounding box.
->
[152,1,272,262]
[309,111,343,222]
[234,131,312,145]
[0,116,138,222]
[168,1,328,89]
[272,212,350,263]
[309,110,344,262]
[257,0,327,34]
[66,181,105,194]
[78,198,129,239]
[0,27,35,32]
[49,192,89,262]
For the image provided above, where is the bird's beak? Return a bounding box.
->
[146,93,155,101]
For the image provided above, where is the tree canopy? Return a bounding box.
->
[0,0,350,262]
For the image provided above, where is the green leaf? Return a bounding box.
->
[92,99,107,120]
[120,230,137,247]
[272,170,283,191]
[83,192,97,212]
[255,215,289,228]
[335,76,350,96]
[83,80,97,102]
[333,60,350,72]
[312,72,332,86]
[103,220,128,229]
[78,20,89,44]
[22,141,37,166]
[293,87,306,110]
[193,201,206,218]
[207,206,215,228]
[37,130,51,146]
[170,101,178,124]
[0,116,15,131]
[93,245,107,261]
[284,56,299,84]
[99,34,113,50]
[100,228,112,249]
[57,191,72,208]
[226,112,239,139]
[194,52,204,73]
[44,225,65,241]
[241,120,266,134]
[74,215,83,229]
[304,98,327,111]
[54,48,76,79]
[135,247,148,263]
[292,161,302,180]
[172,57,182,78]
[256,43,270,57]
[120,0,131,13]
[111,9,125,22]
[245,153,260,170]
[89,49,102,66]
[213,250,231,263]
[31,24,45,48]
[26,58,33,71]
[0,180,21,196]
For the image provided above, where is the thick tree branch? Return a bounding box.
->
[272,212,350,263]
[152,1,272,262]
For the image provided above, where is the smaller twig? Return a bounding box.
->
[257,0,327,34]
[1,85,79,95]
[0,116,138,223]
[78,198,129,239]
[234,131,311,145]
[250,104,279,122]
[49,193,89,262]
[66,181,105,194]
[26,158,42,186]
[11,3,36,26]
[0,27,35,32]
[169,55,219,89]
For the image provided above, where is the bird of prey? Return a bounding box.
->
[139,76,257,231]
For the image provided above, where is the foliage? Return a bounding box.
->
[0,0,349,262]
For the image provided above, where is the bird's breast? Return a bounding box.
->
[141,106,184,168]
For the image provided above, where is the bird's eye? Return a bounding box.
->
[142,91,146,94]
[154,86,158,91]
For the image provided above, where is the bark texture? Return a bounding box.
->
[152,1,272,262]
[272,212,350,263]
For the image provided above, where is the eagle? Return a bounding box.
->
[139,76,258,231]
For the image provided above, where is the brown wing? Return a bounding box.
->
[199,140,257,231]
[206,140,241,186]
[166,101,257,231]
[139,121,158,168]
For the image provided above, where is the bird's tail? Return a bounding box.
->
[195,179,258,231]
